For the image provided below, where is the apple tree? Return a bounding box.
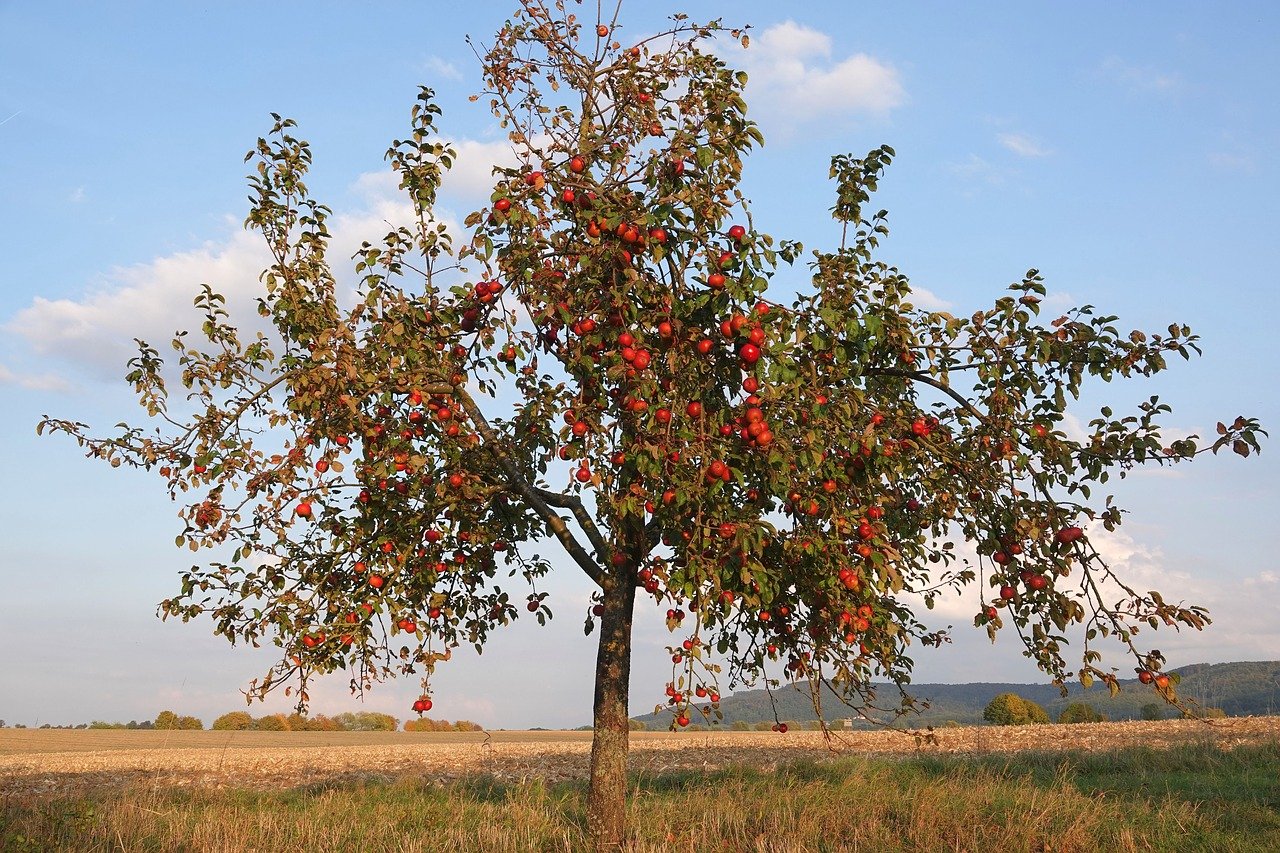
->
[40,1,1263,848]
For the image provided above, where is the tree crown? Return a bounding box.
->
[40,0,1263,728]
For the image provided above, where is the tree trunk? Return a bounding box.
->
[586,573,637,851]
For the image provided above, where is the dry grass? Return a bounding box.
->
[2,720,1277,851]
[3,742,1278,851]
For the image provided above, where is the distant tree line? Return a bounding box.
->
[403,718,484,732]
[1,709,486,732]
[628,693,1211,730]
[211,710,408,731]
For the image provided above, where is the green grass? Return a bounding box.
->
[2,742,1276,851]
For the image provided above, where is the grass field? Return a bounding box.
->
[2,721,1277,851]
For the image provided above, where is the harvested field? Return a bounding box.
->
[3,716,1276,797]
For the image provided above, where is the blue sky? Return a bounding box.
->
[1,2,1276,729]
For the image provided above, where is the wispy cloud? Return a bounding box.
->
[950,153,1010,186]
[1099,56,1180,94]
[997,132,1051,158]
[730,21,904,128]
[0,362,72,392]
[422,55,463,82]
[1208,151,1256,172]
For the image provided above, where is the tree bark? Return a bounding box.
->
[585,572,637,851]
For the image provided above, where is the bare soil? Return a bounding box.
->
[2,717,1277,796]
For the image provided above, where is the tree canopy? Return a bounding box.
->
[1058,701,1105,724]
[983,693,1049,726]
[153,710,180,730]
[212,712,253,731]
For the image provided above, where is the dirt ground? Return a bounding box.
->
[2,717,1276,796]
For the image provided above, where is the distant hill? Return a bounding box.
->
[631,661,1280,729]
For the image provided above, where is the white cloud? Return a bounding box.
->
[1242,570,1278,589]
[1087,527,1278,664]
[1098,57,1180,94]
[0,362,72,392]
[69,186,86,203]
[422,55,463,82]
[443,137,528,201]
[997,132,1051,158]
[1040,290,1076,311]
[732,21,904,127]
[5,172,426,384]
[909,286,953,311]
[447,131,558,201]
[9,228,273,382]
[912,525,1278,674]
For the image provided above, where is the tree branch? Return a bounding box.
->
[451,385,606,587]
[870,367,991,424]
[533,487,611,559]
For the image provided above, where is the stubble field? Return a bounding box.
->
[2,718,1278,851]
[0,717,1274,795]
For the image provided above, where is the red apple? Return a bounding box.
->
[1056,526,1084,545]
